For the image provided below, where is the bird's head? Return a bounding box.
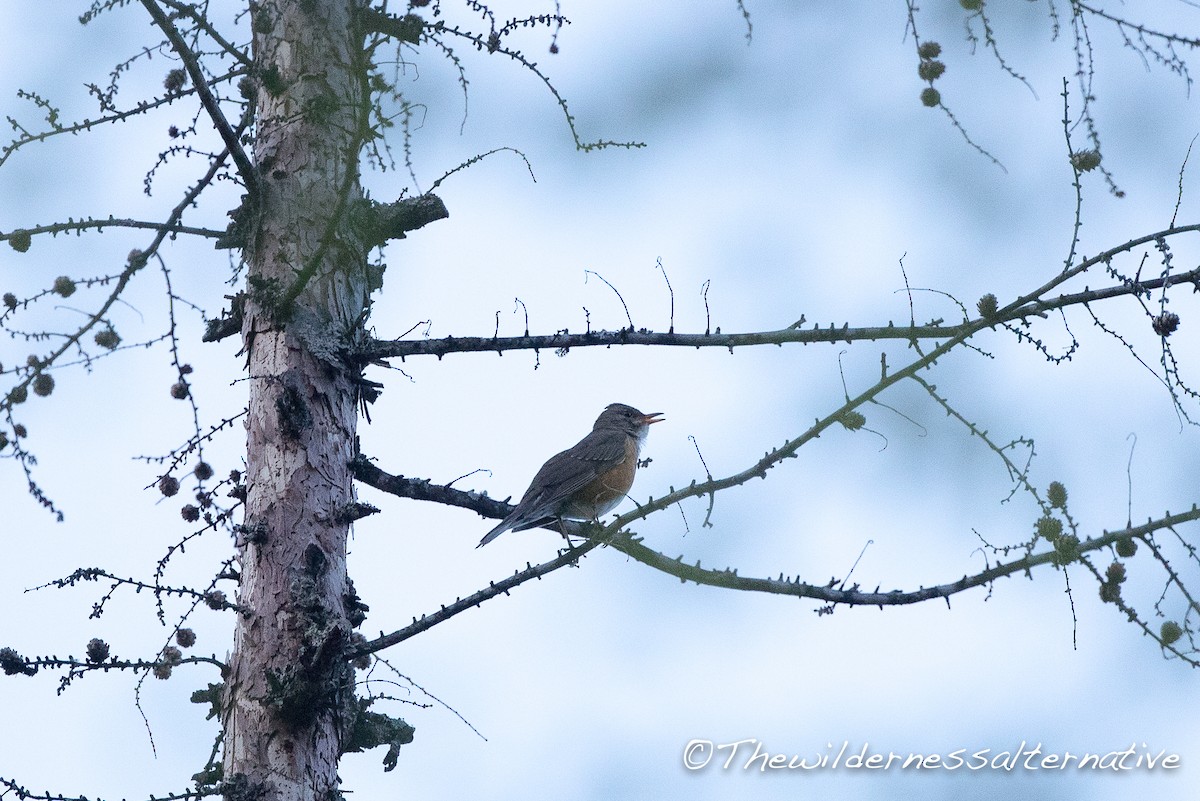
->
[595,403,664,438]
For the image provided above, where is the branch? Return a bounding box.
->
[361,8,425,44]
[364,321,848,358]
[349,216,1200,649]
[1076,2,1200,48]
[432,22,644,153]
[25,566,249,618]
[351,220,1200,577]
[158,0,254,67]
[351,455,515,521]
[17,653,227,674]
[354,238,1171,534]
[202,293,245,343]
[205,193,449,253]
[2,108,248,452]
[0,216,222,245]
[351,455,1200,649]
[0,68,246,169]
[605,509,1200,606]
[351,538,602,656]
[361,225,1200,360]
[0,777,216,801]
[357,193,449,248]
[139,0,258,197]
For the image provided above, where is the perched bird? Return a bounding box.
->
[477,403,664,547]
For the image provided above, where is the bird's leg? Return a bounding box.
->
[556,517,579,548]
[557,518,586,568]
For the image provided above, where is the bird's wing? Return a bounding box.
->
[512,430,628,516]
[477,430,630,546]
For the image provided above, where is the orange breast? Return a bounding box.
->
[560,436,640,520]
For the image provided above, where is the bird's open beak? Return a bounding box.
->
[642,412,665,425]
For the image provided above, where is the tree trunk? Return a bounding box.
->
[223,1,369,798]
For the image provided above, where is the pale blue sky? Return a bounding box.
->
[2,2,1199,800]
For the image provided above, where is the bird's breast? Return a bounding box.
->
[559,435,640,520]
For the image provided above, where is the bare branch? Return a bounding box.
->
[0,776,217,801]
[361,8,424,44]
[351,454,1200,647]
[350,538,602,657]
[0,67,246,169]
[607,509,1200,609]
[0,216,222,244]
[158,0,253,67]
[358,193,449,248]
[360,251,1200,361]
[139,0,258,196]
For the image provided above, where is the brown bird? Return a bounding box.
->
[477,403,664,547]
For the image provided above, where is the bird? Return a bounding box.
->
[477,403,664,547]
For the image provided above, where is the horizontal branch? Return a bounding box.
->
[361,226,1200,360]
[0,777,215,801]
[351,454,522,524]
[202,293,245,342]
[362,320,930,359]
[361,8,425,44]
[356,193,449,248]
[607,508,1200,605]
[25,566,249,617]
[12,653,227,675]
[1,216,223,245]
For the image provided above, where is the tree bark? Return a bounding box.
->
[223,2,369,799]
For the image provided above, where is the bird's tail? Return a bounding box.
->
[476,520,512,548]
